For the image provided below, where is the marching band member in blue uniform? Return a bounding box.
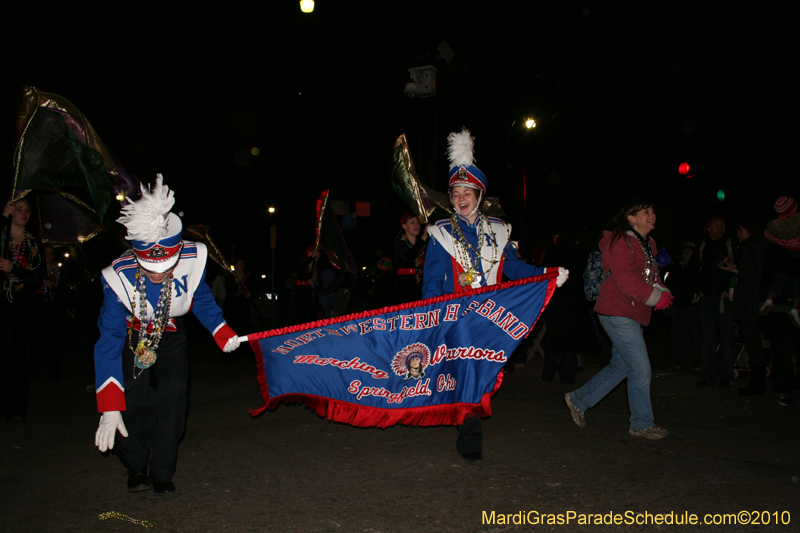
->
[94,175,240,493]
[423,128,568,463]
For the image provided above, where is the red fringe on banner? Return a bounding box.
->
[248,372,504,428]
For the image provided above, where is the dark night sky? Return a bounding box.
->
[5,2,798,282]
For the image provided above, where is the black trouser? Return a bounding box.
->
[542,351,579,384]
[456,415,482,455]
[33,302,62,381]
[1,295,36,420]
[764,311,799,396]
[739,315,766,383]
[698,296,737,382]
[114,318,189,483]
[670,305,702,368]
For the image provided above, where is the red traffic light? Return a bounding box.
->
[678,162,690,175]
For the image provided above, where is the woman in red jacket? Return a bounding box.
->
[564,199,674,439]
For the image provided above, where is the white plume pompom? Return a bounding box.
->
[446,128,475,168]
[118,174,175,242]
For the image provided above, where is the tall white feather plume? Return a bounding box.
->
[447,128,475,168]
[118,174,175,242]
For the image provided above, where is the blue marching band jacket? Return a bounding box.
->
[94,242,235,412]
[423,215,546,298]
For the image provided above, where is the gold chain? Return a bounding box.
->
[98,511,154,528]
[127,268,174,377]
[626,233,657,285]
[450,213,503,283]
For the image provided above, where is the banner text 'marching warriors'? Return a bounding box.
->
[292,355,389,379]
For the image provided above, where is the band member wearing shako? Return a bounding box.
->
[94,175,241,493]
[423,128,568,464]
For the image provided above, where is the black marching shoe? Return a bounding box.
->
[460,452,484,465]
[151,479,176,494]
[127,470,152,493]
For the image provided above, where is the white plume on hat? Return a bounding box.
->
[118,174,175,243]
[447,128,476,168]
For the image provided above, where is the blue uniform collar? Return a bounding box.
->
[455,212,479,230]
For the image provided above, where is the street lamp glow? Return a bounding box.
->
[268,206,275,214]
[525,118,536,129]
[300,0,314,13]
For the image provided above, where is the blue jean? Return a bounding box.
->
[570,315,654,432]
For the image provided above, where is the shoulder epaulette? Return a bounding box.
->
[111,251,138,274]
[181,242,198,258]
[434,219,452,228]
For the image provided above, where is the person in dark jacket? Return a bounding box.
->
[392,213,428,305]
[717,220,769,395]
[223,258,252,335]
[695,216,737,388]
[316,249,350,318]
[759,241,800,405]
[662,242,701,370]
[1,199,45,422]
[542,230,597,384]
[761,196,800,327]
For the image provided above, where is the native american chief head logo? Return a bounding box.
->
[391,343,430,380]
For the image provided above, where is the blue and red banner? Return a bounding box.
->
[248,272,557,428]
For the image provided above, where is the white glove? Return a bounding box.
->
[223,336,241,353]
[95,411,128,452]
[556,267,569,288]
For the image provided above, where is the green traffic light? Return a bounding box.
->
[716,189,725,202]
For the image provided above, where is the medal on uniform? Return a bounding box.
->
[134,344,157,369]
[458,270,482,287]
[127,269,173,377]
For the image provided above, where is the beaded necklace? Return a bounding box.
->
[626,230,658,286]
[449,212,502,287]
[127,268,174,378]
[1,228,42,303]
[400,235,426,284]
